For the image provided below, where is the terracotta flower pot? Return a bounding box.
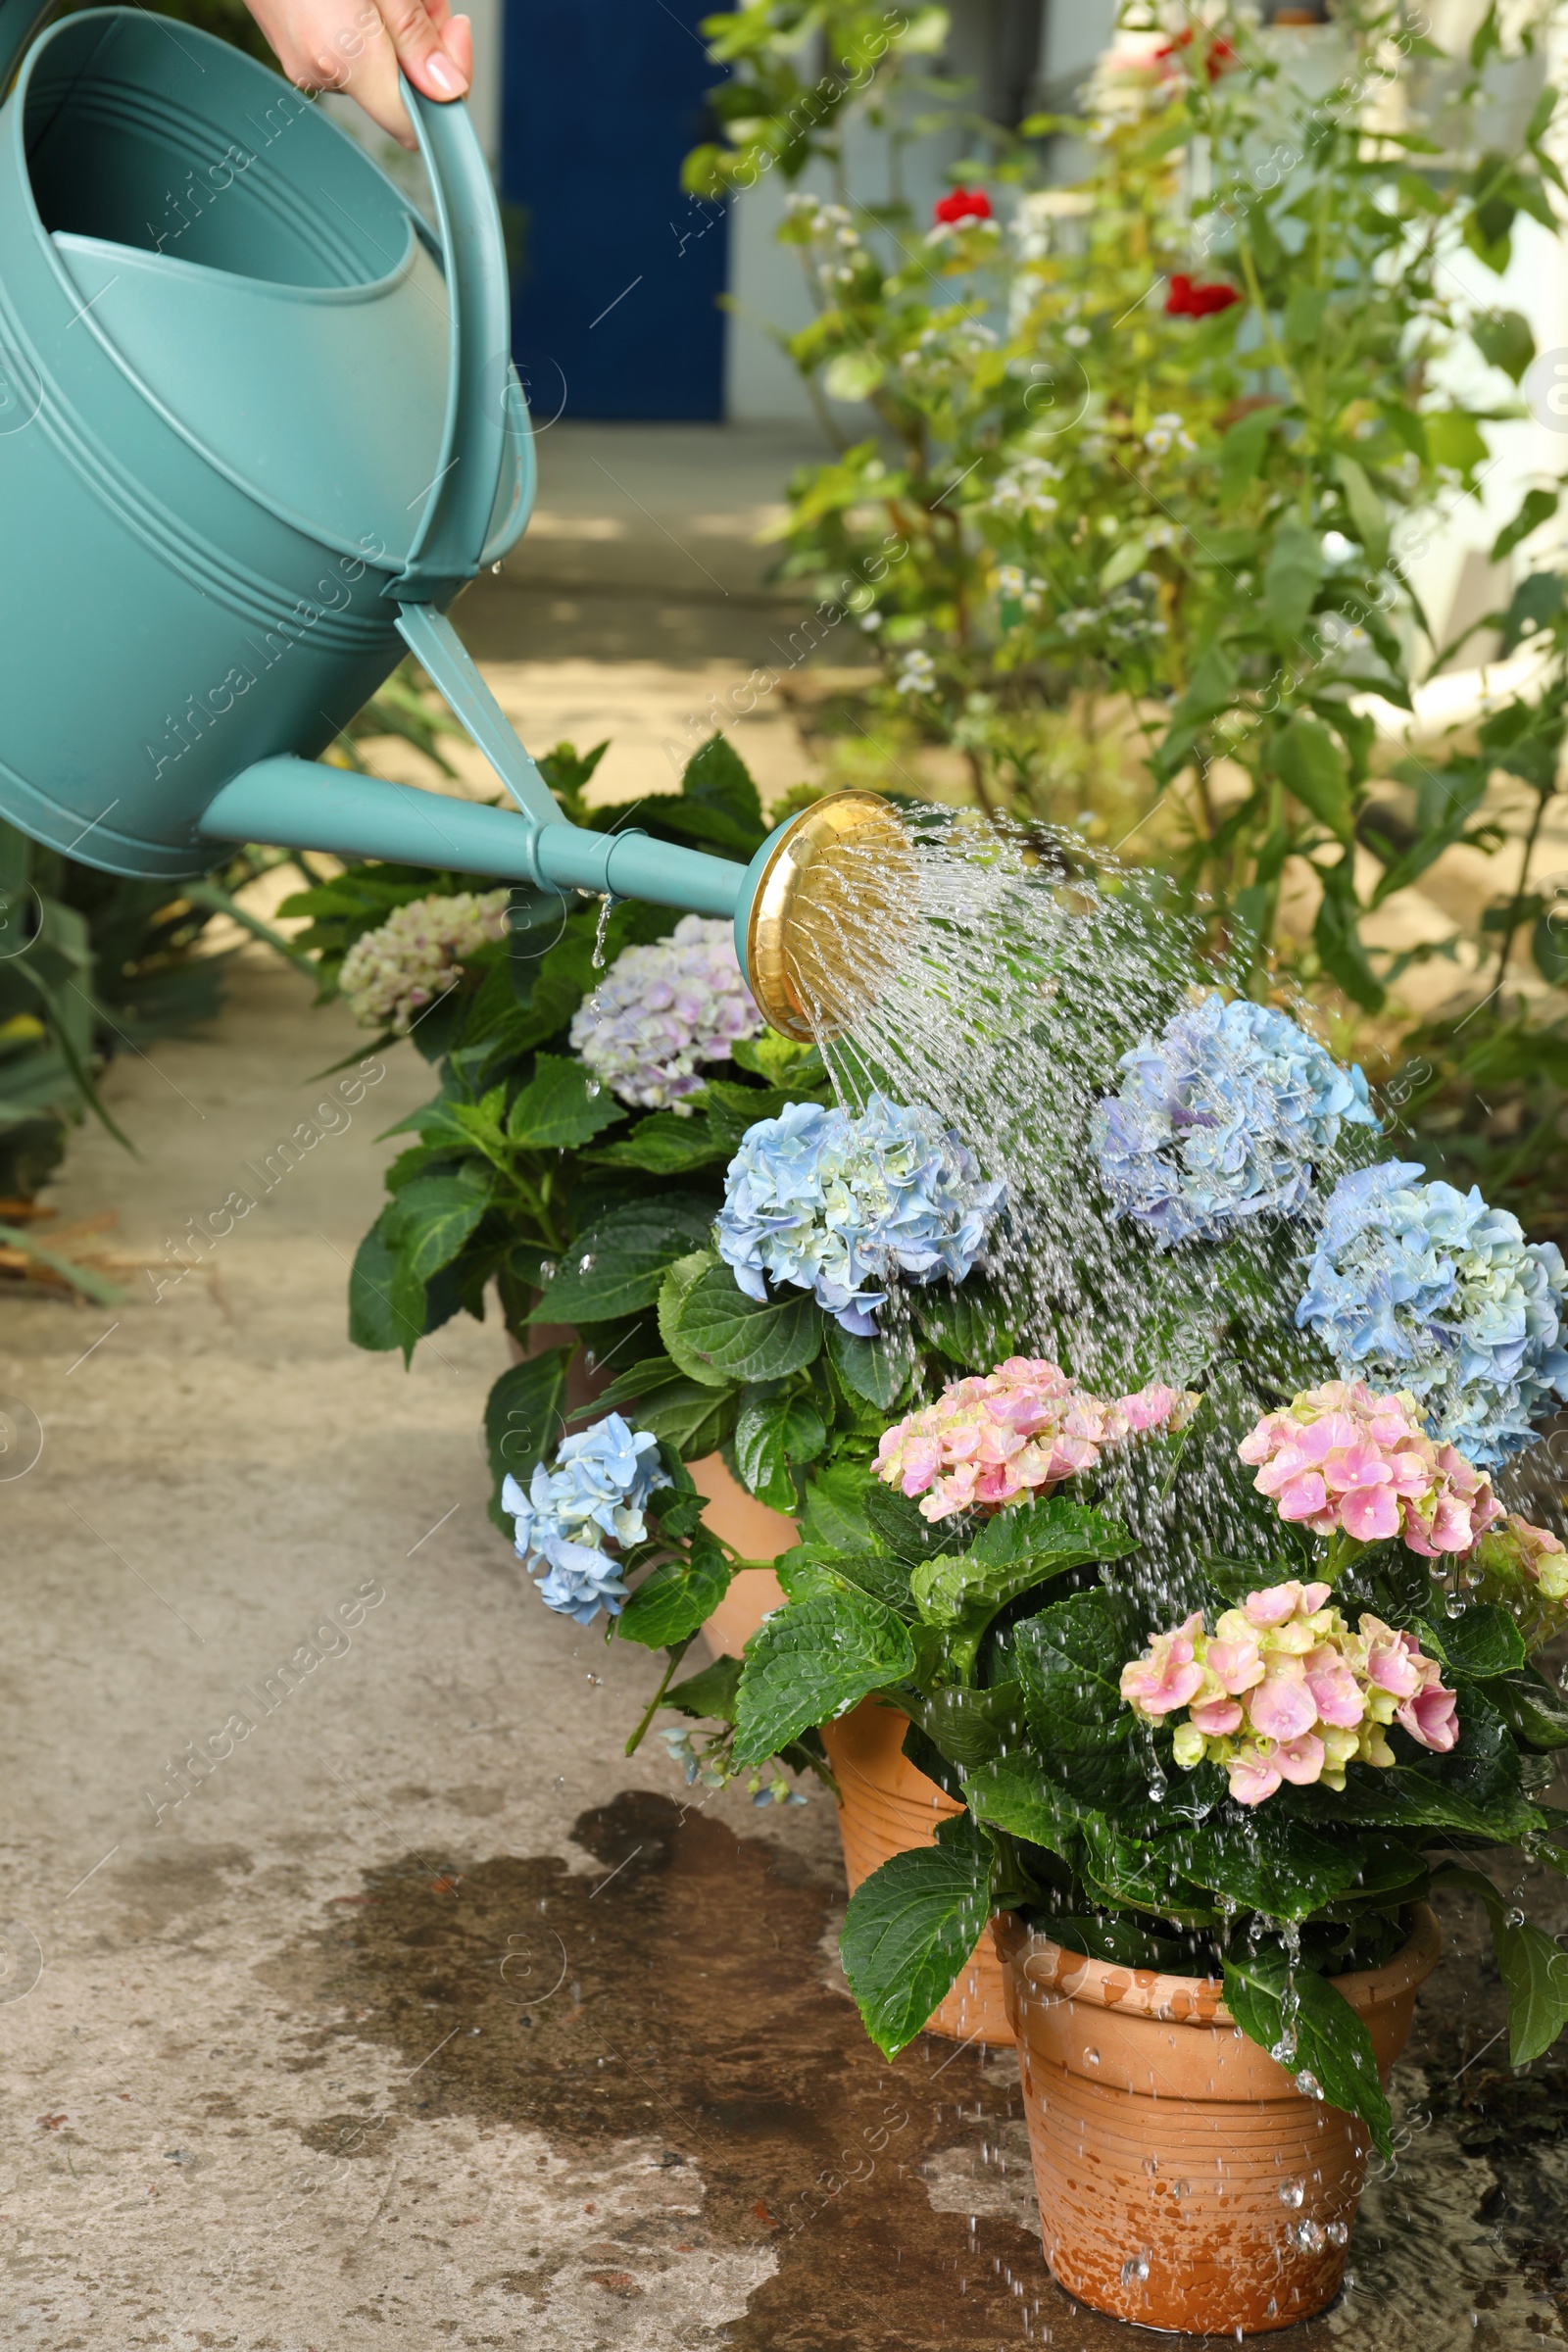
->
[995,1903,1442,2336]
[688,1452,797,1656]
[819,1697,1013,2047]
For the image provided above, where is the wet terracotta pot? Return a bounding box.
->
[687,1452,797,1657]
[819,1697,1012,2047]
[995,1903,1441,2336]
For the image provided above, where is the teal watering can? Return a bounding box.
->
[0,2,910,1036]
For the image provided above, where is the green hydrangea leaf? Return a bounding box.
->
[840,1815,994,2058]
[1222,1950,1394,2159]
[733,1592,915,1765]
[671,1261,824,1383]
[506,1053,626,1148]
[532,1196,715,1323]
[619,1531,733,1651]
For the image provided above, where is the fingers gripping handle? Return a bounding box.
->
[390,74,511,601]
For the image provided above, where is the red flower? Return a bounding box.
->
[933,187,992,225]
[1154,28,1238,79]
[1166,272,1242,318]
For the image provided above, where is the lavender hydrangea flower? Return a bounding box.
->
[715,1096,1004,1337]
[1297,1160,1568,1466]
[569,915,763,1112]
[501,1412,665,1625]
[1092,992,1378,1246]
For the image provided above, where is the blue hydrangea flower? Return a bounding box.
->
[714,1095,1004,1337]
[1297,1159,1568,1466]
[1091,992,1379,1246]
[501,1412,665,1625]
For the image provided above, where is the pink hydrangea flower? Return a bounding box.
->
[1397,1683,1458,1752]
[1118,1613,1205,1716]
[874,1358,1200,1522]
[1125,1581,1457,1805]
[1249,1663,1317,1743]
[1239,1382,1502,1557]
[1225,1742,1283,1804]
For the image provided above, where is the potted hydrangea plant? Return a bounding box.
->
[754,999,1566,2334]
[302,738,817,1533]
[527,949,1568,2332]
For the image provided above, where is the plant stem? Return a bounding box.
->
[1492,767,1557,996]
[623,1634,694,1757]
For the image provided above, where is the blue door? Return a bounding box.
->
[501,0,729,420]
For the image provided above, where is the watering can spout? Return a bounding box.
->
[196,757,749,920]
[197,603,919,1043]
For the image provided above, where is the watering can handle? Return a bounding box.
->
[390,74,511,601]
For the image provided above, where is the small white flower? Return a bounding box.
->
[1064,323,1092,348]
[895,648,938,695]
[1145,520,1178,550]
[1144,424,1174,454]
[859,610,883,631]
[1058,608,1098,635]
[997,564,1027,599]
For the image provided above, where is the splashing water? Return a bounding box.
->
[795,806,1369,1625]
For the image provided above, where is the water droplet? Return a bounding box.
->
[1294,2217,1325,2252]
[1279,2177,1305,2208]
[1327,2219,1348,2247]
[584,1078,602,1099]
[578,1252,597,1273]
[1265,2298,1278,2320]
[591,894,615,969]
[1505,1907,1525,1928]
[1295,2070,1324,2100]
[1270,2034,1298,2068]
[1120,2251,1150,2285]
[1142,2155,1158,2178]
[1445,1592,1466,1618]
[1084,2046,1101,2067]
[1171,2180,1191,2199]
[539,1259,558,1284]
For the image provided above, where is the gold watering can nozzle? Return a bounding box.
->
[740,790,920,1043]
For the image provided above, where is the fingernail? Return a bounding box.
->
[425,51,466,95]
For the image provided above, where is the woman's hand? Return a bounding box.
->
[241,0,472,148]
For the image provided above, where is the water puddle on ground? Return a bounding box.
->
[280,1793,1567,2350]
